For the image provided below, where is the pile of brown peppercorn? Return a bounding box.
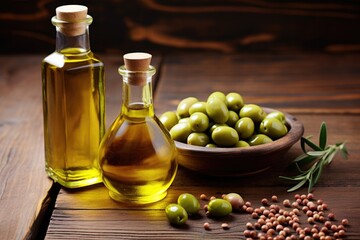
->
[240,193,349,240]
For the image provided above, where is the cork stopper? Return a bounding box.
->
[55,5,88,36]
[123,52,152,85]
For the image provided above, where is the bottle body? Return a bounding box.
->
[42,49,105,188]
[99,66,177,204]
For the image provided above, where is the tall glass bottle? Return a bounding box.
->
[41,5,105,188]
[99,53,177,204]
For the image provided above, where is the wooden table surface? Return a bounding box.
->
[0,53,359,239]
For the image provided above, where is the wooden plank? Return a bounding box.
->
[46,113,360,239]
[46,186,359,239]
[154,53,360,115]
[1,1,359,54]
[0,55,54,240]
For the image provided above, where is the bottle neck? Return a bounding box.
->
[51,15,93,54]
[55,28,90,53]
[121,80,154,119]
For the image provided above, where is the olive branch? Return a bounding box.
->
[280,122,348,193]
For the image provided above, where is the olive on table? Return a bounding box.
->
[187,132,210,146]
[239,104,266,124]
[225,92,244,112]
[207,199,232,218]
[206,98,229,124]
[189,101,207,115]
[226,110,240,127]
[165,204,188,225]
[177,97,199,118]
[189,112,209,132]
[259,118,288,139]
[248,134,273,146]
[234,117,255,139]
[223,193,244,211]
[211,126,239,147]
[159,111,179,131]
[169,122,192,143]
[177,193,200,215]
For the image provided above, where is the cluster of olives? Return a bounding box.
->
[165,193,242,225]
[159,91,288,147]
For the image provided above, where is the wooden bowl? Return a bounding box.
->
[175,107,304,176]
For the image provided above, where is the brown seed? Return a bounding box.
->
[307,193,314,200]
[341,218,349,226]
[283,199,291,207]
[271,195,278,202]
[291,201,299,208]
[246,207,254,213]
[200,194,207,200]
[338,229,346,237]
[317,199,323,205]
[245,201,252,207]
[243,230,251,237]
[203,204,208,211]
[221,223,229,229]
[324,221,332,229]
[321,203,328,210]
[301,194,307,200]
[330,224,337,232]
[251,212,259,219]
[294,194,301,199]
[308,217,315,224]
[210,196,216,201]
[246,222,254,230]
[261,198,269,206]
[328,213,335,220]
[203,222,211,230]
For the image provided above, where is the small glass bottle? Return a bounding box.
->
[99,53,177,204]
[42,5,105,188]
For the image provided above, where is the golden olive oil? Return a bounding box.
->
[99,104,177,204]
[99,59,177,204]
[42,48,105,188]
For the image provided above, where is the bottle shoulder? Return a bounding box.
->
[43,51,103,68]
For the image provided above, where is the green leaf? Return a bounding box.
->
[287,179,307,192]
[302,137,322,151]
[319,122,327,150]
[306,150,327,157]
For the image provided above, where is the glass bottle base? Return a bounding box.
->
[108,190,167,204]
[46,168,102,188]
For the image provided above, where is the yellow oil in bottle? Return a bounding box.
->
[99,57,177,204]
[99,104,177,204]
[42,48,105,188]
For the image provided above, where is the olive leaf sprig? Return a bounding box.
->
[280,122,348,193]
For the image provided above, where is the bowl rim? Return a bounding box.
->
[175,107,304,154]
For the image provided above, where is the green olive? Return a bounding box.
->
[239,104,266,124]
[165,204,188,225]
[259,118,288,139]
[206,98,229,124]
[248,134,273,146]
[265,111,286,125]
[189,101,207,115]
[226,92,244,112]
[211,126,239,147]
[235,140,250,148]
[189,112,209,132]
[177,193,200,215]
[178,117,190,124]
[208,123,227,136]
[187,132,210,146]
[177,97,199,118]
[205,143,218,148]
[234,117,255,139]
[207,199,232,218]
[226,110,240,127]
[207,91,226,102]
[169,122,192,143]
[159,111,179,131]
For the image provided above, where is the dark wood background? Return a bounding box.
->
[1,0,360,54]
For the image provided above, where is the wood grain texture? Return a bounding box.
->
[0,55,53,240]
[154,53,360,115]
[0,0,359,54]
